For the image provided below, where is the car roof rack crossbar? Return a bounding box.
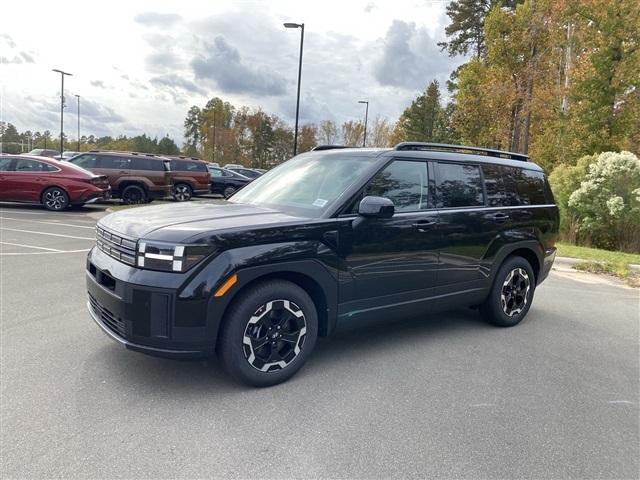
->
[393,142,529,161]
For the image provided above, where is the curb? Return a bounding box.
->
[555,256,640,274]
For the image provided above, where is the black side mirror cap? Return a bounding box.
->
[358,196,395,218]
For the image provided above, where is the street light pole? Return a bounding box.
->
[284,22,304,156]
[52,69,72,155]
[75,94,80,152]
[358,100,369,147]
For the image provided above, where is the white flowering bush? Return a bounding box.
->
[567,151,640,252]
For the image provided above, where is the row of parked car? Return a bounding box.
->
[0,150,265,211]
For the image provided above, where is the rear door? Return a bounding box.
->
[434,161,489,287]
[9,158,60,202]
[0,157,17,200]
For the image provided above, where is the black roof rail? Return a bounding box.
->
[393,142,529,161]
[311,145,352,151]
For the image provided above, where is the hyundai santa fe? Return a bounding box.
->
[86,142,559,387]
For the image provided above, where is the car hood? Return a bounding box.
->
[98,201,310,243]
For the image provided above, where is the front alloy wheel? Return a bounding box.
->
[218,279,318,387]
[500,268,530,317]
[243,300,307,372]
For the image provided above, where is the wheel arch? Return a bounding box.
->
[39,184,70,203]
[492,242,543,284]
[209,260,339,348]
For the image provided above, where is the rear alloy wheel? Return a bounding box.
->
[223,186,236,199]
[121,185,147,205]
[42,187,70,211]
[218,280,318,387]
[173,183,193,202]
[480,256,535,327]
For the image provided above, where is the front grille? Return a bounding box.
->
[96,225,137,266]
[89,293,126,338]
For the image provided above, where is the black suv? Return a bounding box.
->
[86,143,558,387]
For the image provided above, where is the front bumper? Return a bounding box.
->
[86,248,219,358]
[88,300,206,358]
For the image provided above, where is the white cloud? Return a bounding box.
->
[0,0,459,145]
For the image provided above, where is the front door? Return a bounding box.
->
[339,159,439,317]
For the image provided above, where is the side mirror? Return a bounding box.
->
[358,196,395,218]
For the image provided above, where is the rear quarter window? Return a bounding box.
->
[482,165,520,207]
[515,169,548,205]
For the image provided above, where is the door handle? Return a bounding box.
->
[488,213,510,223]
[413,219,437,232]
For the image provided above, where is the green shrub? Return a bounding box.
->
[563,151,640,252]
[549,154,596,243]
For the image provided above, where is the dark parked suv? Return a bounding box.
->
[70,151,172,204]
[86,143,558,386]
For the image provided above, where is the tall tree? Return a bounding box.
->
[438,0,521,58]
[183,106,201,151]
[157,135,180,155]
[298,124,318,153]
[395,80,446,142]
[318,120,338,145]
[368,116,394,147]
[341,120,364,146]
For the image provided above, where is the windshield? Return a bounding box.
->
[229,153,378,217]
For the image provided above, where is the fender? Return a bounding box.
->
[485,236,544,283]
[178,242,340,346]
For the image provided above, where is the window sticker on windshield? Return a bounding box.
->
[313,198,328,208]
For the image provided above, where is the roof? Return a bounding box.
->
[86,150,169,159]
[304,143,541,171]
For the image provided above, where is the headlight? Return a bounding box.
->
[137,241,215,273]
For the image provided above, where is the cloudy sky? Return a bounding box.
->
[0,0,463,145]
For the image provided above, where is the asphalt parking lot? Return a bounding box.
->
[1,203,638,479]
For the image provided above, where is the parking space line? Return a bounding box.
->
[0,227,95,241]
[0,241,64,252]
[0,249,90,256]
[0,217,96,229]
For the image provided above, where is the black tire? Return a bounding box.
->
[173,183,193,202]
[480,256,536,327]
[223,186,236,199]
[41,187,70,211]
[218,280,318,387]
[121,185,147,205]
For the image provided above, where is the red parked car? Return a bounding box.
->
[0,154,111,211]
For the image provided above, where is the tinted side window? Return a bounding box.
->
[209,168,223,177]
[71,154,98,168]
[172,160,207,172]
[99,155,130,170]
[516,170,547,205]
[0,158,15,171]
[14,159,57,172]
[438,163,484,207]
[366,160,428,212]
[482,165,520,207]
[129,157,163,171]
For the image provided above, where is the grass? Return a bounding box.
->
[556,242,640,280]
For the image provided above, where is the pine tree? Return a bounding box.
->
[439,0,522,58]
[397,80,445,142]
